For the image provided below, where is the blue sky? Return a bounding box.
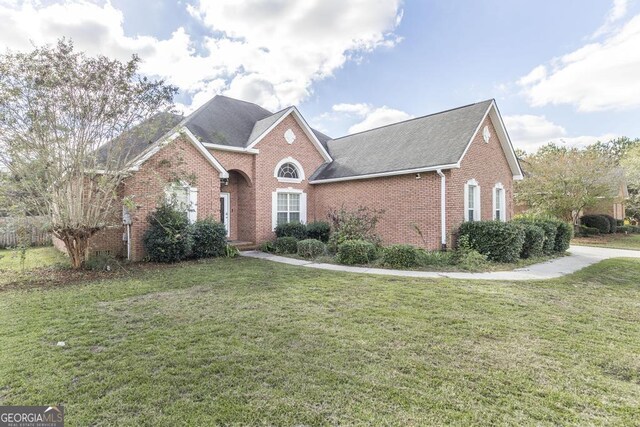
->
[1,0,639,151]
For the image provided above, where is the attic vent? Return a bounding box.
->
[482,126,491,143]
[284,128,296,144]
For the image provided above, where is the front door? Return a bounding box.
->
[220,192,230,237]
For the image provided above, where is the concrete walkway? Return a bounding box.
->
[240,245,640,281]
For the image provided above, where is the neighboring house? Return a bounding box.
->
[53,95,523,261]
[582,181,629,220]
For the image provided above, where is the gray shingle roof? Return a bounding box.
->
[183,95,273,147]
[97,111,183,167]
[310,100,493,181]
[246,107,291,146]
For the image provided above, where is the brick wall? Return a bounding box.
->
[313,173,442,249]
[313,115,516,250]
[445,115,516,245]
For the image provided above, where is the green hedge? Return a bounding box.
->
[306,221,331,243]
[580,215,610,234]
[297,239,326,258]
[143,203,191,263]
[336,239,377,265]
[618,225,640,234]
[274,222,307,240]
[577,225,600,236]
[275,236,298,254]
[381,245,419,268]
[519,224,545,259]
[190,218,227,259]
[458,221,525,263]
[603,215,617,234]
[553,220,573,252]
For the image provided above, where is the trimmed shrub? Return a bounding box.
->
[580,215,610,234]
[451,235,489,270]
[534,221,558,255]
[259,241,276,253]
[306,221,331,243]
[616,219,625,227]
[520,224,545,259]
[274,222,307,240]
[336,239,377,265]
[275,236,298,254]
[552,220,573,253]
[578,225,600,236]
[381,245,419,268]
[190,218,227,259]
[602,214,617,233]
[297,239,326,258]
[85,252,119,271]
[143,203,191,263]
[458,221,525,263]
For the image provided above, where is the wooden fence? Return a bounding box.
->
[0,216,52,248]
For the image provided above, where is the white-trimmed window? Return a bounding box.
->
[493,183,506,221]
[274,157,305,183]
[464,179,481,222]
[165,181,198,224]
[272,189,307,229]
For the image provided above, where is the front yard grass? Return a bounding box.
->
[572,233,640,251]
[0,246,69,287]
[1,256,640,425]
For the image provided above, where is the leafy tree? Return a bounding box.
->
[516,143,622,224]
[590,136,640,164]
[0,39,176,268]
[620,144,640,223]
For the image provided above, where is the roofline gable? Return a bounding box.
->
[246,107,333,162]
[456,100,524,180]
[129,127,229,178]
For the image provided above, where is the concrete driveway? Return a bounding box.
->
[240,245,640,281]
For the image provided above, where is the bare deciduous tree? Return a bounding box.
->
[0,39,177,268]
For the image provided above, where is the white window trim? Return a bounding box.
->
[274,157,305,183]
[220,192,230,237]
[272,188,307,230]
[493,183,506,222]
[464,178,481,222]
[165,181,198,224]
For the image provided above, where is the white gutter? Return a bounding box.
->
[437,169,447,250]
[309,163,459,184]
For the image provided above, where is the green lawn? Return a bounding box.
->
[573,233,640,251]
[0,246,69,287]
[1,256,640,425]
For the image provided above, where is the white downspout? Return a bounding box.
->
[126,224,131,260]
[437,169,447,250]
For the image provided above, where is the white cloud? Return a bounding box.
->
[0,0,404,112]
[518,10,640,112]
[592,0,629,38]
[348,106,412,133]
[332,103,371,115]
[317,102,412,135]
[504,114,616,152]
[188,0,403,110]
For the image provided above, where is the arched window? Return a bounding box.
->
[278,162,299,179]
[273,157,305,183]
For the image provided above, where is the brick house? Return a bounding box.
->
[55,95,523,261]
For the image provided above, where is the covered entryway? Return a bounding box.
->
[220,169,255,243]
